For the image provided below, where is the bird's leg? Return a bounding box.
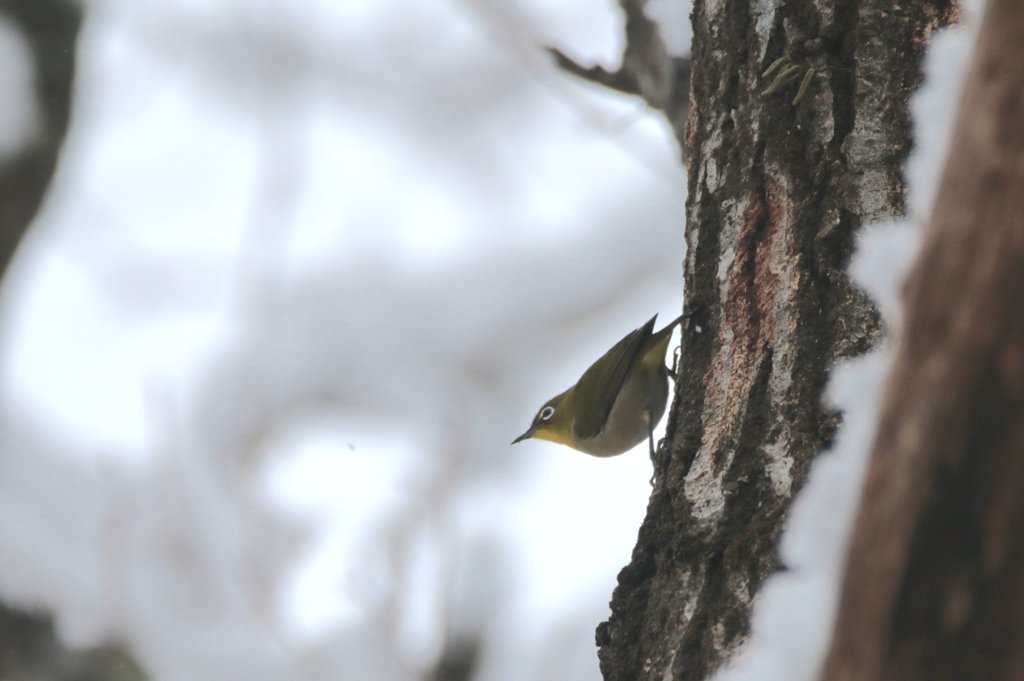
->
[668,344,682,381]
[666,306,698,381]
[647,413,658,486]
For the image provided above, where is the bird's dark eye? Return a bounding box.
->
[540,406,555,421]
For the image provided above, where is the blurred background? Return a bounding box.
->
[0,0,689,679]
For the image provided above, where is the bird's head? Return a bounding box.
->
[512,389,575,448]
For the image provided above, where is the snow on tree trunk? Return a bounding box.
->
[597,1,956,680]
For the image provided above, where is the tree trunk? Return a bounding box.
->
[821,1,1024,679]
[0,2,146,680]
[594,1,955,679]
[0,0,79,276]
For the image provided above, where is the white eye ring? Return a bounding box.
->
[540,406,555,421]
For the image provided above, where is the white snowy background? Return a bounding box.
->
[0,1,689,681]
[0,0,985,679]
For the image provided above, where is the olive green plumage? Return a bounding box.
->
[512,313,683,457]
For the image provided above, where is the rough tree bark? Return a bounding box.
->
[821,1,1024,679]
[552,1,956,679]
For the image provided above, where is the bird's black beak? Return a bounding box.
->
[512,428,534,445]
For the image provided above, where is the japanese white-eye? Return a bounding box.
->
[512,313,684,457]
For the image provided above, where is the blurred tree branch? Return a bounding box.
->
[594,0,957,679]
[0,1,146,679]
[0,0,78,277]
[0,608,144,681]
[822,1,1024,678]
[546,0,690,157]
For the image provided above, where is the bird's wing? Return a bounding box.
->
[572,315,658,440]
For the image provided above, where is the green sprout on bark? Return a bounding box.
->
[761,57,815,105]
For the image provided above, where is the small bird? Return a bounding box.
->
[512,313,685,457]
